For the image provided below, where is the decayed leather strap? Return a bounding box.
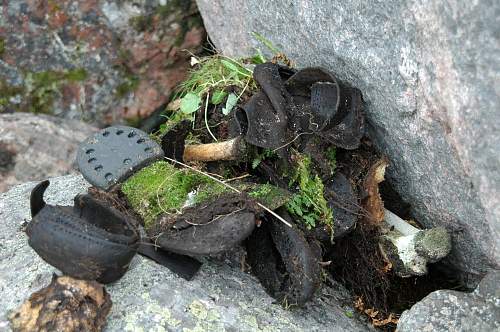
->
[28,180,139,283]
[27,180,201,283]
[246,208,321,307]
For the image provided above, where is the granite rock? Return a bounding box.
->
[0,113,96,193]
[0,174,371,332]
[0,0,204,125]
[196,0,500,286]
[397,271,500,331]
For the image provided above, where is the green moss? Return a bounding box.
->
[248,183,290,210]
[192,182,230,206]
[251,148,276,169]
[150,110,194,142]
[0,81,22,111]
[116,75,139,98]
[0,68,87,114]
[64,68,88,82]
[129,15,152,32]
[286,153,333,232]
[121,161,290,228]
[121,161,209,227]
[0,37,5,56]
[326,146,337,175]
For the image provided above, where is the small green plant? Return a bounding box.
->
[222,93,238,115]
[251,148,276,169]
[252,32,281,55]
[326,146,337,174]
[175,55,257,115]
[150,110,193,142]
[286,153,333,232]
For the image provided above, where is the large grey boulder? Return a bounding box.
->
[0,174,371,332]
[397,271,500,331]
[0,113,96,193]
[196,0,500,286]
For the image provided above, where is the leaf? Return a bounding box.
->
[251,158,262,169]
[252,32,281,54]
[221,59,239,72]
[251,49,266,64]
[211,90,227,105]
[221,59,252,78]
[180,93,201,114]
[222,93,238,115]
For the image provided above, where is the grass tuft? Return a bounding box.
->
[175,55,256,101]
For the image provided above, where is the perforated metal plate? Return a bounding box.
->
[76,125,164,190]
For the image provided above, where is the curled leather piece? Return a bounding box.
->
[285,67,342,133]
[319,87,365,149]
[27,180,139,283]
[327,172,359,238]
[236,63,365,150]
[236,63,293,149]
[152,193,257,256]
[246,208,321,307]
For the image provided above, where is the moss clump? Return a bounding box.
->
[121,161,290,228]
[23,69,87,114]
[0,68,87,114]
[0,37,5,56]
[150,110,194,142]
[121,161,209,227]
[115,75,139,98]
[286,153,333,231]
[248,183,290,210]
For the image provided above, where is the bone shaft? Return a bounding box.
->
[183,137,245,162]
[384,209,419,235]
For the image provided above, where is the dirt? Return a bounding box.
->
[324,142,463,329]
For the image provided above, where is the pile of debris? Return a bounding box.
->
[11,58,453,331]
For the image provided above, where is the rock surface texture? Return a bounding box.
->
[0,0,204,125]
[0,113,96,193]
[397,271,500,331]
[196,0,500,286]
[0,174,371,332]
